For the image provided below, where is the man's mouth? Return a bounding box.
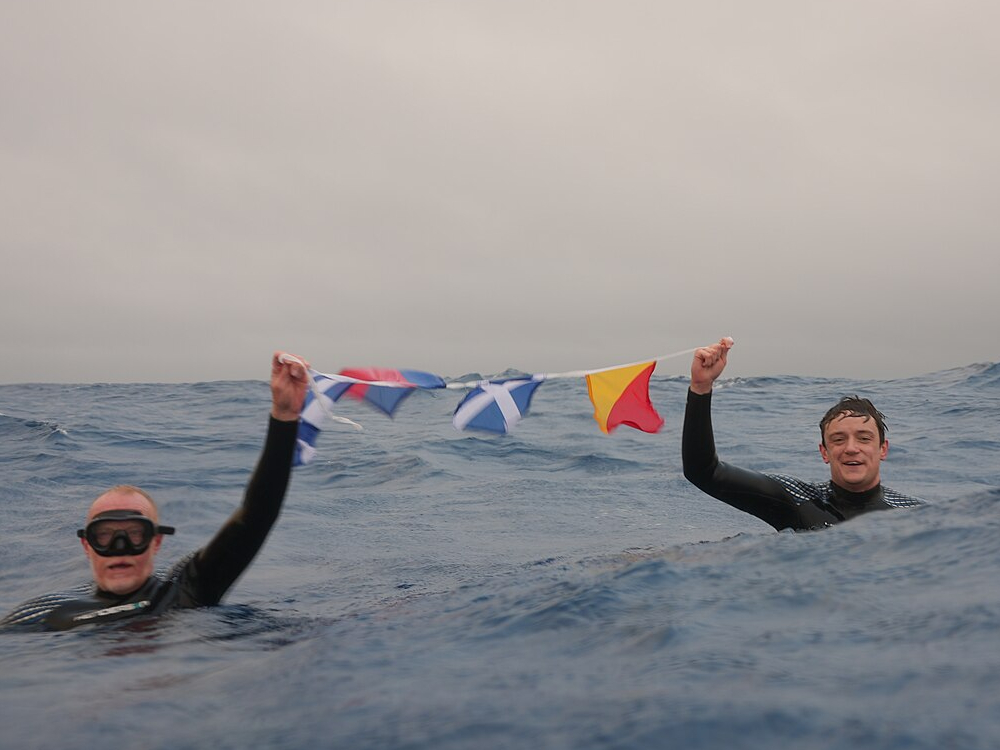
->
[108,561,134,570]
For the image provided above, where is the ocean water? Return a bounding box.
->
[1,363,999,750]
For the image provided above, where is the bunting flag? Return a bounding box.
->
[334,368,447,416]
[585,361,664,434]
[452,377,545,434]
[293,371,350,466]
[293,417,322,467]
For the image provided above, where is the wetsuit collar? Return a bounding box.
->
[94,576,158,602]
[830,482,883,505]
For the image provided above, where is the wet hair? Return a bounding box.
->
[92,485,159,521]
[819,396,887,446]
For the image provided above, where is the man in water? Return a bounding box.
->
[1,352,310,631]
[682,338,921,531]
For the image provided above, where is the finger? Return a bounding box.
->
[695,345,721,367]
[275,352,311,376]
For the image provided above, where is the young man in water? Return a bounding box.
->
[1,351,310,631]
[682,338,921,531]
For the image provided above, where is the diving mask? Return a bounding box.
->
[77,509,175,557]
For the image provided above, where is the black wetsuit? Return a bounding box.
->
[682,390,921,531]
[1,417,298,631]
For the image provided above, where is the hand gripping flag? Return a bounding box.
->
[452,376,545,434]
[585,361,664,434]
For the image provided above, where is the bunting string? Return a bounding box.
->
[445,347,699,388]
[281,346,707,466]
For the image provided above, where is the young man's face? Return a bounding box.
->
[819,412,888,492]
[81,490,163,595]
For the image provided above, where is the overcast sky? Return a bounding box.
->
[2,2,997,384]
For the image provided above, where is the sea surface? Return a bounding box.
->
[1,363,999,749]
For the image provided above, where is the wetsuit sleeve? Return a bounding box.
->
[186,416,299,605]
[682,389,813,531]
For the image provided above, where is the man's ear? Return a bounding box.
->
[819,442,830,464]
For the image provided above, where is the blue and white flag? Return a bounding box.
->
[293,418,323,466]
[451,376,545,434]
[293,373,349,466]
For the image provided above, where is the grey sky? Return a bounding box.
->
[2,2,998,384]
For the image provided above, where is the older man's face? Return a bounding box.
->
[81,490,163,595]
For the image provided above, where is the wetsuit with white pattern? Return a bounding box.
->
[682,389,922,531]
[1,417,298,631]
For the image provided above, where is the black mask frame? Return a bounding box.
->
[77,509,176,557]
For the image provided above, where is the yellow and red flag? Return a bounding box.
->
[585,362,664,434]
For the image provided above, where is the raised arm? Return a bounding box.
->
[683,337,735,487]
[187,351,310,604]
[681,339,821,530]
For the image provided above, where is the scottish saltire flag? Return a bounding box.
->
[293,371,351,466]
[452,376,545,434]
[585,362,664,434]
[335,368,447,416]
[293,395,326,466]
[293,417,322,466]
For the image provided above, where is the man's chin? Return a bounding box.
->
[96,562,146,594]
[836,471,878,492]
[100,579,145,595]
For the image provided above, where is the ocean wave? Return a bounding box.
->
[3,373,1000,750]
[896,360,1000,388]
[0,413,70,439]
